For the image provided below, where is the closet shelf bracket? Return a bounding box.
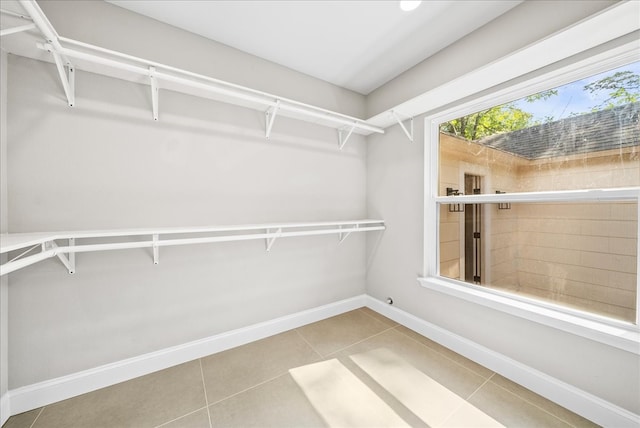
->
[338,122,357,150]
[50,239,75,274]
[265,227,282,252]
[265,100,281,139]
[391,111,413,142]
[338,224,358,244]
[41,42,75,107]
[153,234,159,264]
[150,66,159,121]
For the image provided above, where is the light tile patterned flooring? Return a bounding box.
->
[4,308,599,428]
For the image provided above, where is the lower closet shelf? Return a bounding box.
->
[0,219,385,276]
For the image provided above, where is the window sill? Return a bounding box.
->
[417,276,640,355]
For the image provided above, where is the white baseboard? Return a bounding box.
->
[7,294,639,427]
[0,392,9,427]
[365,296,640,428]
[8,295,366,415]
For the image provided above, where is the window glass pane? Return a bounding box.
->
[438,62,640,196]
[439,201,637,323]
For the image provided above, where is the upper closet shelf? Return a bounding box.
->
[0,1,384,149]
[0,220,386,276]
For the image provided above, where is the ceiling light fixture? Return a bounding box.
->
[399,0,422,12]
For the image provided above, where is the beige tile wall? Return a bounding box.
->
[517,149,639,192]
[439,207,461,279]
[438,133,638,322]
[515,202,637,321]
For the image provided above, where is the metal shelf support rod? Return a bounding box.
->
[265,100,281,139]
[391,111,413,142]
[0,23,36,37]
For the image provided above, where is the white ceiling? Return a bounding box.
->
[106,0,522,95]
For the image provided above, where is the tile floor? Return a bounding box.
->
[4,307,599,428]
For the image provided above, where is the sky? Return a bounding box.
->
[511,61,640,123]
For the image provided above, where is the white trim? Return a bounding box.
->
[436,188,640,205]
[7,295,366,415]
[424,42,639,130]
[0,276,7,428]
[0,393,9,427]
[418,277,640,354]
[424,118,439,278]
[365,296,640,428]
[367,1,640,128]
[426,40,639,131]
[5,295,638,427]
[423,42,640,343]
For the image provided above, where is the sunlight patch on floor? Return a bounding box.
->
[351,348,504,427]
[289,358,411,428]
[290,347,505,427]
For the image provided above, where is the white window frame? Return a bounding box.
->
[419,45,640,355]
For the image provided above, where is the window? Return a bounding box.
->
[422,58,639,349]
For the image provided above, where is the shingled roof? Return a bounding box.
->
[475,102,640,160]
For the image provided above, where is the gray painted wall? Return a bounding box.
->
[365,2,640,412]
[6,54,368,388]
[5,1,370,388]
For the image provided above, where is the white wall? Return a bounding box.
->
[5,20,369,388]
[366,0,639,416]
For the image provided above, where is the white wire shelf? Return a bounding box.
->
[1,1,384,150]
[0,220,386,276]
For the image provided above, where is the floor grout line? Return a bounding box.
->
[466,372,495,401]
[207,372,289,407]
[152,359,214,428]
[198,359,213,428]
[194,327,324,409]
[392,324,496,380]
[153,406,209,428]
[489,380,585,428]
[28,406,45,428]
[294,309,397,359]
[437,373,495,427]
[293,328,323,360]
[323,325,397,359]
[438,400,468,427]
[357,307,400,328]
